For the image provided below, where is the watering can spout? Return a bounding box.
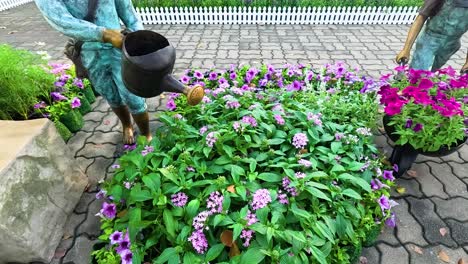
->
[121,30,204,105]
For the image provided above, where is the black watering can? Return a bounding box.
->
[121,30,204,105]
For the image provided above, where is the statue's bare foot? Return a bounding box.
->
[145,134,153,143]
[123,126,135,145]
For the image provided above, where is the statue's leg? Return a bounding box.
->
[110,49,152,142]
[410,31,439,70]
[432,39,462,71]
[81,49,134,144]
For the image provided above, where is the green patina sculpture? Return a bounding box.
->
[396,0,468,73]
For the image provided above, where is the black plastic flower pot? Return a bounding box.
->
[54,120,72,142]
[83,85,97,104]
[78,96,92,115]
[60,109,84,133]
[383,115,467,177]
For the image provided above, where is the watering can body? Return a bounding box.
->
[121,30,204,104]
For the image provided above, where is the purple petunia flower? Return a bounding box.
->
[188,230,208,254]
[405,119,413,129]
[230,72,237,80]
[370,178,389,190]
[73,78,84,89]
[34,101,47,109]
[194,70,204,79]
[413,123,423,132]
[96,189,106,199]
[116,233,130,254]
[111,164,120,169]
[171,192,189,207]
[251,189,272,210]
[209,71,218,81]
[292,133,308,149]
[166,99,176,111]
[382,170,395,181]
[109,231,123,245]
[51,92,67,101]
[71,97,81,109]
[180,75,191,84]
[393,164,399,173]
[385,212,397,228]
[54,81,66,88]
[100,202,117,219]
[120,250,133,264]
[377,195,391,210]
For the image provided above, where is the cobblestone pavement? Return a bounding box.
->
[1,3,468,264]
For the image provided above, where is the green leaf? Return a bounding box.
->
[309,171,328,178]
[268,138,285,145]
[305,186,331,202]
[206,244,225,262]
[255,153,269,162]
[203,147,211,158]
[347,161,365,171]
[283,230,306,243]
[342,189,362,200]
[331,141,343,153]
[130,184,152,202]
[249,159,257,173]
[240,248,265,264]
[233,223,244,241]
[215,155,232,165]
[213,214,226,227]
[230,165,245,177]
[257,172,282,182]
[186,199,200,219]
[142,173,160,193]
[315,221,335,243]
[168,254,180,264]
[236,186,247,200]
[128,207,141,243]
[291,203,312,219]
[310,246,328,264]
[159,168,179,184]
[163,209,176,238]
[155,247,176,264]
[338,173,371,192]
[183,252,201,264]
[109,185,123,201]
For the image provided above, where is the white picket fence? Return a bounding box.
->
[135,6,419,25]
[0,0,32,11]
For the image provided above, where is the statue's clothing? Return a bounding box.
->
[411,0,468,71]
[34,0,146,114]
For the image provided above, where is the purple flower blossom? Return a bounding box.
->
[274,114,285,125]
[414,123,423,132]
[96,189,106,199]
[51,92,67,101]
[111,164,120,169]
[123,144,136,151]
[377,195,390,210]
[188,230,208,254]
[73,78,84,89]
[241,116,257,127]
[180,75,191,84]
[251,189,272,210]
[393,164,399,173]
[240,229,254,247]
[295,172,306,179]
[233,121,243,133]
[405,119,413,129]
[192,211,210,230]
[110,231,123,245]
[120,250,133,264]
[202,96,212,104]
[292,132,308,149]
[116,233,130,254]
[282,177,297,196]
[307,112,323,126]
[370,178,389,190]
[54,81,65,88]
[141,145,154,156]
[124,182,132,189]
[206,132,217,147]
[171,192,189,207]
[100,202,117,219]
[298,159,312,168]
[187,166,195,172]
[272,104,284,113]
[226,100,241,109]
[230,72,237,80]
[209,71,218,81]
[278,190,289,204]
[206,191,224,214]
[382,170,395,181]
[71,97,81,109]
[166,99,176,111]
[34,101,47,109]
[245,210,258,226]
[385,212,396,228]
[259,78,268,87]
[335,133,345,141]
[194,71,204,79]
[199,126,208,135]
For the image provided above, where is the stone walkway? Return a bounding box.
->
[1,3,468,264]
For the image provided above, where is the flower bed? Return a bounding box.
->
[379,66,468,152]
[93,63,398,264]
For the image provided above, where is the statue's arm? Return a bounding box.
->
[395,15,427,64]
[34,0,105,42]
[115,0,144,32]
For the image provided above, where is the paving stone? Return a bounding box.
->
[83,111,106,122]
[375,225,400,246]
[81,120,100,133]
[91,97,111,112]
[67,131,92,154]
[394,198,429,246]
[86,131,121,145]
[440,148,465,163]
[450,161,468,179]
[407,197,457,247]
[405,244,468,264]
[74,192,97,214]
[62,213,86,239]
[86,157,114,185]
[361,246,380,263]
[412,163,449,199]
[377,243,409,264]
[458,145,468,162]
[445,219,468,245]
[76,142,117,159]
[62,236,97,264]
[94,115,119,132]
[75,157,94,173]
[77,198,103,238]
[427,162,468,198]
[392,177,423,198]
[432,197,468,221]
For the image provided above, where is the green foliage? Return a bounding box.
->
[59,109,84,133]
[0,44,54,120]
[132,0,422,7]
[93,63,397,263]
[54,120,73,142]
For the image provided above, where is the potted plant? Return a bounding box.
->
[378,66,468,176]
[90,63,398,264]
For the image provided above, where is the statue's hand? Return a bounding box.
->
[395,50,410,65]
[102,29,123,49]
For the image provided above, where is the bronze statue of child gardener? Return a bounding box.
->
[396,0,468,73]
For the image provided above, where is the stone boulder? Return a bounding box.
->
[0,119,88,263]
